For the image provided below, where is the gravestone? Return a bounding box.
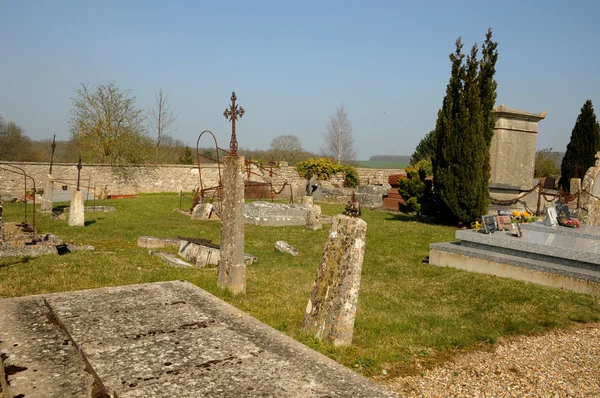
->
[68,190,85,227]
[570,178,582,195]
[305,204,323,230]
[40,174,54,212]
[275,240,299,256]
[217,155,246,294]
[302,195,314,206]
[302,215,367,346]
[191,202,214,220]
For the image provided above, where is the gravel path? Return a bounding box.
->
[384,324,600,397]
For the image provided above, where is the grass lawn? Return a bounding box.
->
[1,194,599,377]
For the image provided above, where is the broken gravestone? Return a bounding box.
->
[302,195,314,206]
[275,241,299,256]
[178,240,257,268]
[306,204,323,230]
[191,203,214,220]
[302,214,367,346]
[40,174,54,212]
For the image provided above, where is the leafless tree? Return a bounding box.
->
[322,104,356,164]
[148,88,178,148]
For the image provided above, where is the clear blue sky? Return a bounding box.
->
[2,0,599,159]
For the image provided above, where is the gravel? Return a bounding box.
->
[384,324,600,397]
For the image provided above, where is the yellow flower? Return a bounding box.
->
[512,210,520,217]
[521,211,530,218]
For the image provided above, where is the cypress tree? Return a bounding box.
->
[433,30,498,224]
[558,100,600,191]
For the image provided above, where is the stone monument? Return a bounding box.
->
[68,157,85,227]
[302,214,367,346]
[217,92,246,295]
[581,152,600,225]
[489,105,546,208]
[0,205,4,244]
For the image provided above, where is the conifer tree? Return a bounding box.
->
[558,100,600,191]
[433,30,498,224]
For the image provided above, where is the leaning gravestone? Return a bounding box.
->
[302,214,367,346]
[191,202,214,220]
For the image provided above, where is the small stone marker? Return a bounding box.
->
[68,191,85,227]
[217,155,246,294]
[275,241,299,256]
[570,178,582,195]
[191,203,214,220]
[149,250,193,268]
[306,204,323,230]
[302,214,367,346]
[40,174,54,212]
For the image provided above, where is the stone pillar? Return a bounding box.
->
[0,205,4,244]
[302,196,314,206]
[68,190,85,227]
[40,174,54,212]
[217,156,246,295]
[302,215,367,346]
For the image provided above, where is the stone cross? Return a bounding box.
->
[69,158,85,227]
[302,215,367,346]
[223,91,245,156]
[76,156,82,191]
[218,92,246,294]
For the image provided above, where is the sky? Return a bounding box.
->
[1,0,599,160]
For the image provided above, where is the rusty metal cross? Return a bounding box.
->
[49,135,56,174]
[223,91,245,155]
[76,156,82,191]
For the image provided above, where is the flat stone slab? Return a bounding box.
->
[244,201,311,226]
[521,221,600,241]
[1,281,396,397]
[137,236,182,249]
[457,229,600,267]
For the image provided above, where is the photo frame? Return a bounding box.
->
[481,215,498,234]
[545,207,558,226]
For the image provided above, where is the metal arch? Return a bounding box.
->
[0,163,36,229]
[196,130,224,203]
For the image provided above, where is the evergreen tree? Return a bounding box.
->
[558,100,600,191]
[179,146,194,165]
[410,130,436,165]
[433,30,498,224]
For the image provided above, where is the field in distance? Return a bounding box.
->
[354,160,408,169]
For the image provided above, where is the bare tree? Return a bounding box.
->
[70,81,151,164]
[148,88,178,148]
[322,104,356,164]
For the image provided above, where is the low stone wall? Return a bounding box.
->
[0,161,403,199]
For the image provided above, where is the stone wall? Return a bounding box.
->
[0,161,403,198]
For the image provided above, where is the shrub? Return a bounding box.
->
[398,160,434,218]
[295,158,359,188]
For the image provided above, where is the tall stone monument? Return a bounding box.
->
[0,205,4,244]
[217,92,247,295]
[581,152,600,225]
[302,214,367,346]
[68,157,85,227]
[489,105,546,208]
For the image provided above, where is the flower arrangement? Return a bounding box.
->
[511,210,536,223]
[558,217,580,228]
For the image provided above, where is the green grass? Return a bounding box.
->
[355,160,408,169]
[1,194,599,377]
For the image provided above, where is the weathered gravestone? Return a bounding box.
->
[191,202,214,220]
[302,195,314,206]
[68,158,85,227]
[302,215,367,346]
[40,174,54,212]
[275,240,299,256]
[305,204,323,230]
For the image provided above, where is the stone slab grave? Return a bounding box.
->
[244,200,313,226]
[430,222,600,296]
[0,281,397,397]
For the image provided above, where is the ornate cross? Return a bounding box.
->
[49,135,56,174]
[223,91,245,155]
[76,156,82,191]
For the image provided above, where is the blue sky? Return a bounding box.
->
[1,0,599,159]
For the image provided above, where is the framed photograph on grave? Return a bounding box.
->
[545,207,558,226]
[497,215,513,231]
[554,202,571,219]
[481,215,498,234]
